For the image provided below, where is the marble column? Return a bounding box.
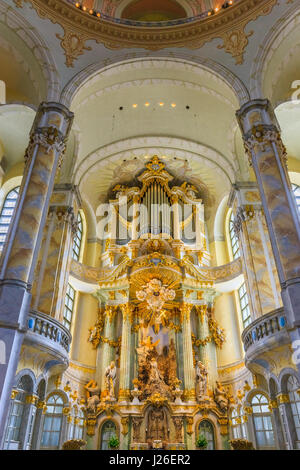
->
[119,304,132,402]
[236,99,300,331]
[229,182,282,319]
[197,306,218,389]
[31,185,80,321]
[181,303,196,402]
[0,102,73,445]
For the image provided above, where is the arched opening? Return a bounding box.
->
[3,374,34,450]
[197,419,215,450]
[287,375,300,448]
[100,420,117,450]
[40,394,64,450]
[251,393,275,450]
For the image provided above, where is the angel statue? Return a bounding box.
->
[84,380,101,414]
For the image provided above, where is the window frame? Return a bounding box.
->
[238,282,251,329]
[197,419,215,450]
[63,284,76,331]
[229,211,240,260]
[292,184,300,214]
[40,394,64,450]
[251,393,275,450]
[287,375,300,443]
[100,420,117,450]
[0,186,20,251]
[72,211,83,261]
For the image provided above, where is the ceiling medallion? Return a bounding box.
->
[15,0,277,67]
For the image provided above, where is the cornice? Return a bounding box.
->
[15,0,278,66]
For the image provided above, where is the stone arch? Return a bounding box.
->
[279,368,300,394]
[195,416,219,450]
[60,56,250,108]
[14,369,36,392]
[268,374,280,399]
[98,417,120,449]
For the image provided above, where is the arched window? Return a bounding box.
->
[287,375,300,442]
[0,186,20,250]
[63,284,75,331]
[3,389,26,450]
[238,283,251,328]
[100,420,117,450]
[40,394,64,449]
[292,184,300,213]
[3,374,34,450]
[229,211,240,259]
[251,393,275,449]
[230,407,247,439]
[72,212,83,261]
[231,409,241,439]
[197,420,215,450]
[74,409,85,440]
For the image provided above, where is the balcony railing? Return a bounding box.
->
[242,308,288,353]
[25,310,72,355]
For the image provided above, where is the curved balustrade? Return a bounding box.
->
[242,308,288,354]
[25,310,72,359]
[70,256,242,285]
[66,0,242,28]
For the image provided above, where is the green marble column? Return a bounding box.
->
[119,304,132,402]
[181,304,196,402]
[100,306,116,392]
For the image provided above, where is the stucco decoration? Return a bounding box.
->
[14,0,277,66]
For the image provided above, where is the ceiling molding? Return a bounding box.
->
[15,0,277,67]
[73,135,236,191]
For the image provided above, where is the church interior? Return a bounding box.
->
[0,0,300,451]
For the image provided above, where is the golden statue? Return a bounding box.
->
[84,380,101,414]
[104,361,117,401]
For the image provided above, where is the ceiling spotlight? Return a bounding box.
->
[159,102,164,106]
[145,102,150,107]
[171,103,176,108]
[132,103,138,108]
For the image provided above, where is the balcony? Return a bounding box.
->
[23,310,72,370]
[242,308,290,364]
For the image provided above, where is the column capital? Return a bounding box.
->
[24,102,74,167]
[236,98,280,134]
[120,303,134,322]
